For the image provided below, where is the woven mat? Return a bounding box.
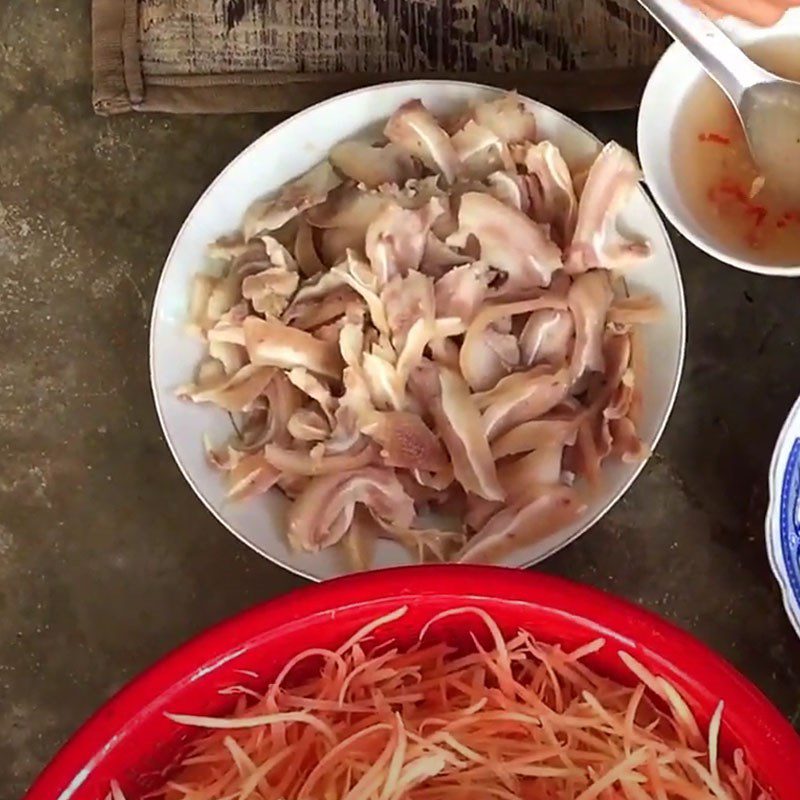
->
[92,0,669,115]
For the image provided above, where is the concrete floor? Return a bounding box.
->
[2,2,800,798]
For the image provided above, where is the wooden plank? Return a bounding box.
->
[139,0,669,77]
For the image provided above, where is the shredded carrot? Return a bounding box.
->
[108,781,126,800]
[106,608,771,800]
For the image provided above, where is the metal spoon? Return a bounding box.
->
[637,0,800,199]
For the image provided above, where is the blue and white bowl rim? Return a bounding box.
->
[766,392,800,638]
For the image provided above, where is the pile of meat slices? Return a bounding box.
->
[179,94,661,565]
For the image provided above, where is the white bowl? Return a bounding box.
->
[766,394,800,638]
[638,10,800,277]
[150,80,686,581]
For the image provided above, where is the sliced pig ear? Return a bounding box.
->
[186,273,217,337]
[436,367,504,502]
[460,296,568,393]
[288,407,330,442]
[329,140,422,188]
[568,271,614,384]
[397,315,467,402]
[338,318,366,370]
[365,199,446,286]
[203,437,245,471]
[471,92,538,144]
[226,454,281,502]
[465,492,503,532]
[375,176,458,241]
[177,363,276,413]
[435,261,495,323]
[305,186,388,268]
[604,366,636,423]
[305,184,387,229]
[384,100,461,184]
[286,367,337,425]
[497,445,566,504]
[447,192,562,293]
[457,486,584,564]
[610,416,648,463]
[261,439,376,477]
[202,270,247,329]
[421,232,473,278]
[362,350,405,411]
[381,270,435,350]
[474,364,570,442]
[490,417,580,460]
[289,267,348,304]
[257,369,305,448]
[241,268,299,317]
[362,411,449,472]
[294,218,326,278]
[451,121,514,180]
[243,316,343,379]
[284,287,361,331]
[519,308,575,368]
[566,142,650,273]
[340,507,380,571]
[591,333,634,417]
[485,170,531,212]
[371,514,466,563]
[332,250,391,338]
[607,293,663,327]
[351,293,463,416]
[379,175,448,210]
[515,141,578,248]
[566,330,639,480]
[242,160,341,239]
[458,326,520,393]
[287,468,415,552]
[208,340,248,375]
[207,235,261,262]
[258,235,298,272]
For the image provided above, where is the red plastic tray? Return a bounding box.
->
[24,566,800,800]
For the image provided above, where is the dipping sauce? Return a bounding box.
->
[672,38,800,264]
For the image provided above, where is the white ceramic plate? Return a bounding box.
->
[766,395,800,638]
[638,9,800,276]
[150,80,686,581]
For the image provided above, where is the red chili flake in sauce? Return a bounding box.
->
[751,207,768,227]
[698,132,731,145]
[717,180,749,204]
[776,211,800,230]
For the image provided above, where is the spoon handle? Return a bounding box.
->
[636,0,770,104]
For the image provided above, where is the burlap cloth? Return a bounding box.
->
[92,0,669,115]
